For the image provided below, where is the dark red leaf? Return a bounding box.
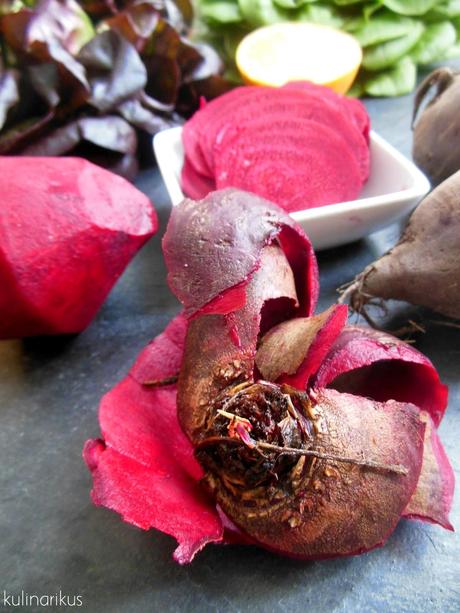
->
[78,30,146,113]
[103,1,160,52]
[21,115,137,156]
[26,0,94,56]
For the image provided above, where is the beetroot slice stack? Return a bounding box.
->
[180,82,371,211]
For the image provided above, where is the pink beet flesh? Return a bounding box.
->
[180,82,370,208]
[83,315,224,564]
[0,156,157,338]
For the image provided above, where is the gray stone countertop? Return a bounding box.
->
[0,88,459,613]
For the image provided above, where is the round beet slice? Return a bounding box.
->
[283,81,370,144]
[184,84,369,182]
[181,158,215,200]
[182,86,261,177]
[214,99,369,182]
[215,120,362,212]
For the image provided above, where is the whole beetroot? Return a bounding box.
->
[343,169,460,320]
[413,67,460,185]
[84,189,454,563]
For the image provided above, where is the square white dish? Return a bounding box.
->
[153,126,430,250]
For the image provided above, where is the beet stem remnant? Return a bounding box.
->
[199,411,409,476]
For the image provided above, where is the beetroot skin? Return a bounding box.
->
[84,189,453,563]
[180,82,370,212]
[0,156,157,338]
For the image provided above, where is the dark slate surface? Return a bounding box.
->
[0,91,459,613]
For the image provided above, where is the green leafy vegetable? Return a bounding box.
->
[410,21,457,64]
[364,57,417,96]
[352,13,415,47]
[381,0,438,16]
[363,22,424,70]
[196,0,460,97]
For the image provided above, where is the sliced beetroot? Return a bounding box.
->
[213,90,369,182]
[162,188,318,318]
[214,122,362,212]
[255,305,348,389]
[283,81,370,145]
[0,156,157,338]
[182,85,268,176]
[313,326,448,426]
[180,157,216,200]
[183,83,369,177]
[181,83,370,208]
[403,413,455,531]
[83,315,224,564]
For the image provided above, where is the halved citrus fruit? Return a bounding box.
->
[236,22,362,95]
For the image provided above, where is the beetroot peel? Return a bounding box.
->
[84,189,453,563]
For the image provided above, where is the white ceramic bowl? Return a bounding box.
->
[153,126,430,250]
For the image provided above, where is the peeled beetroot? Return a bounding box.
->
[180,82,370,212]
[342,169,460,320]
[84,188,453,563]
[0,156,157,338]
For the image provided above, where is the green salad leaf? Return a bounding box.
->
[364,57,417,96]
[362,21,424,70]
[195,0,460,97]
[410,21,457,64]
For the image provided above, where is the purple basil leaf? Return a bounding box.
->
[104,1,160,52]
[0,69,19,130]
[182,42,223,83]
[20,115,137,156]
[117,98,175,134]
[26,0,94,56]
[78,30,147,112]
[0,111,55,154]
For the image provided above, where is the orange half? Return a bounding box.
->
[236,22,362,95]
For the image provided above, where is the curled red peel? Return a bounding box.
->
[255,305,348,389]
[162,188,318,318]
[85,189,453,562]
[83,316,224,564]
[178,244,299,442]
[313,326,448,426]
[403,413,455,531]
